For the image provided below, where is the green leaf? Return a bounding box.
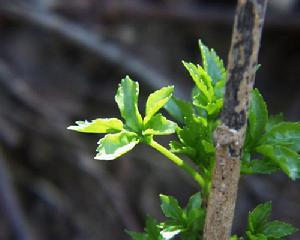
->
[241,159,279,175]
[246,231,267,240]
[160,194,184,222]
[160,225,183,240]
[263,220,298,238]
[67,118,123,133]
[126,231,148,240]
[256,145,300,180]
[115,76,143,132]
[265,113,284,132]
[145,86,174,123]
[230,235,244,240]
[249,89,268,145]
[259,122,300,152]
[169,141,196,157]
[95,132,139,160]
[186,192,202,215]
[248,202,272,234]
[164,97,193,124]
[199,40,226,84]
[145,217,162,240]
[206,99,223,116]
[185,192,205,231]
[230,235,239,240]
[144,114,177,136]
[183,61,213,102]
[214,77,225,99]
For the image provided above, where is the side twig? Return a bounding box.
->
[203,1,268,240]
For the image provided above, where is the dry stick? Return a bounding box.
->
[203,1,267,240]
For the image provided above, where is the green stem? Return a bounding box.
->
[148,139,205,188]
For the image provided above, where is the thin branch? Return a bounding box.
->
[0,2,185,98]
[203,1,268,240]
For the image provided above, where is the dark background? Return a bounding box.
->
[0,0,299,239]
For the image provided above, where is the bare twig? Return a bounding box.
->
[0,2,185,98]
[203,1,268,240]
[0,149,36,240]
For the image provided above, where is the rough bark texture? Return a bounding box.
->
[203,1,267,240]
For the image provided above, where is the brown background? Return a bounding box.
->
[0,0,299,239]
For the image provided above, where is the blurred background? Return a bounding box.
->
[0,0,300,239]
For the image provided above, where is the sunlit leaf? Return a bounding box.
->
[144,114,177,136]
[145,86,174,123]
[95,132,139,160]
[67,118,123,133]
[115,76,143,132]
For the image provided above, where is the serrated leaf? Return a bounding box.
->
[214,78,225,99]
[206,99,223,116]
[169,141,196,157]
[241,159,279,175]
[183,61,213,102]
[259,122,300,152]
[95,132,139,160]
[144,114,177,136]
[265,113,284,132]
[256,145,300,180]
[164,97,193,124]
[263,220,298,238]
[115,76,143,132]
[67,118,123,133]
[199,40,226,84]
[160,194,184,222]
[145,86,174,123]
[249,89,268,145]
[248,202,272,234]
[201,140,215,154]
[185,192,205,229]
[186,192,202,214]
[145,217,162,240]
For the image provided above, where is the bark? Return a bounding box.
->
[203,1,268,240]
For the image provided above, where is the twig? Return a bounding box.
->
[0,148,36,240]
[0,2,185,98]
[203,1,268,240]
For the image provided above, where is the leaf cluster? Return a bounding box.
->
[242,89,300,180]
[231,202,298,240]
[127,193,205,240]
[165,41,226,193]
[68,76,177,160]
[68,40,299,240]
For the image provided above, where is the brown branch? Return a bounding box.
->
[203,1,268,240]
